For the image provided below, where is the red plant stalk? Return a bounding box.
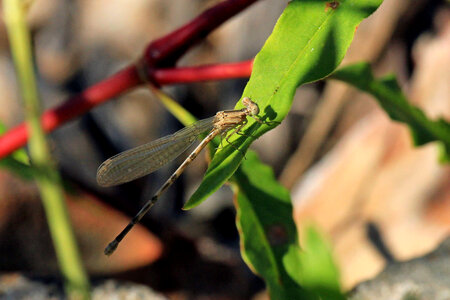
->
[0,0,258,159]
[153,60,253,85]
[0,66,142,159]
[143,0,259,67]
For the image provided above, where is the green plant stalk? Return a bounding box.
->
[3,1,90,299]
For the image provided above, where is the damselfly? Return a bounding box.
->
[97,97,263,255]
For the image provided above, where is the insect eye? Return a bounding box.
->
[242,97,260,115]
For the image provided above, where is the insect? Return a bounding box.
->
[97,97,264,255]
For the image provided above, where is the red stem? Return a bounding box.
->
[143,0,259,67]
[0,66,142,158]
[0,0,259,159]
[0,60,254,159]
[153,60,253,85]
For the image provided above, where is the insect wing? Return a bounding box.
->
[96,117,215,187]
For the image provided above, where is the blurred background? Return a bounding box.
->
[0,0,448,299]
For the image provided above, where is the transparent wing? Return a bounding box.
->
[97,117,215,187]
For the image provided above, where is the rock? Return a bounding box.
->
[349,237,450,300]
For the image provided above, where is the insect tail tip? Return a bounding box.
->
[104,240,119,256]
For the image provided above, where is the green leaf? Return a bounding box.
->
[331,62,450,162]
[298,226,345,300]
[233,151,311,299]
[234,151,344,299]
[185,0,383,209]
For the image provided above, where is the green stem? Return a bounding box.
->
[3,1,90,299]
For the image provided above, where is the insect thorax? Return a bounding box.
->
[213,110,247,131]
